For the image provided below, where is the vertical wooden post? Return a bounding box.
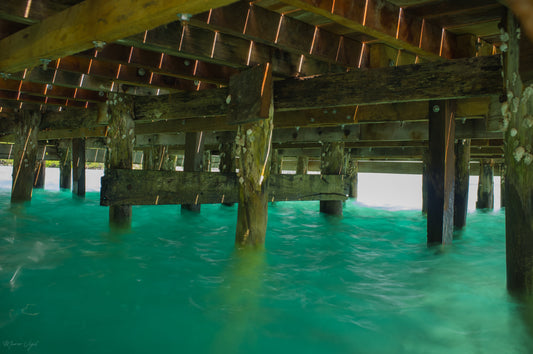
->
[228,63,273,247]
[345,156,358,198]
[270,149,282,175]
[454,139,471,229]
[33,143,46,189]
[320,142,345,215]
[105,94,135,227]
[503,11,533,294]
[422,149,429,214]
[476,159,494,210]
[500,164,506,208]
[220,133,236,206]
[11,110,40,203]
[296,156,309,175]
[56,140,71,190]
[427,100,455,245]
[72,138,86,197]
[162,151,177,171]
[181,132,205,212]
[203,150,211,172]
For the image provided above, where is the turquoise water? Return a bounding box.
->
[1,174,532,353]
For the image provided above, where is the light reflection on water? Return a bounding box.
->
[0,170,531,353]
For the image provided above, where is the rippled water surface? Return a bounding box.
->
[1,171,532,353]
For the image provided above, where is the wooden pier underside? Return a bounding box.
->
[1,0,533,289]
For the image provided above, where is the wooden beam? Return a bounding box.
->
[426,100,455,245]
[274,55,502,111]
[100,170,346,206]
[277,0,455,59]
[0,0,239,73]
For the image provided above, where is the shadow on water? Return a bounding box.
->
[210,247,266,354]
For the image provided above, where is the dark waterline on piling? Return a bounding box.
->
[0,169,529,353]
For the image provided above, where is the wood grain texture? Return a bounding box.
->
[0,0,238,73]
[100,170,346,206]
[274,55,503,111]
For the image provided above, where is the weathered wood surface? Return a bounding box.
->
[106,94,135,227]
[454,139,471,229]
[56,140,72,189]
[227,64,273,125]
[427,101,455,245]
[503,12,533,294]
[476,160,494,210]
[296,156,309,175]
[11,110,41,202]
[0,0,238,73]
[346,158,358,199]
[182,132,205,212]
[320,142,345,215]
[100,170,347,206]
[72,138,86,197]
[274,55,502,111]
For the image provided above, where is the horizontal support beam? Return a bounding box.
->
[0,0,238,73]
[100,169,347,206]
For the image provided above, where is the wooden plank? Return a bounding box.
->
[427,100,455,245]
[0,0,239,73]
[279,0,447,60]
[100,170,346,206]
[274,55,503,111]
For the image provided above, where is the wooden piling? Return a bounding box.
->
[500,164,506,208]
[33,144,46,189]
[422,150,429,214]
[427,100,455,245]
[270,149,282,175]
[503,12,533,294]
[105,94,135,227]
[182,132,205,212]
[454,139,471,229]
[56,140,72,190]
[345,157,358,199]
[11,110,40,203]
[476,159,494,210]
[296,156,309,175]
[72,138,86,197]
[219,133,236,206]
[320,142,345,215]
[228,63,274,247]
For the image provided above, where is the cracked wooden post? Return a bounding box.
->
[345,156,358,199]
[503,11,533,294]
[476,159,494,210]
[296,156,309,175]
[427,100,455,245]
[33,143,47,189]
[11,110,41,203]
[228,63,273,248]
[181,132,205,212]
[320,142,345,215]
[454,139,471,229]
[105,93,135,228]
[56,140,72,190]
[72,138,86,197]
